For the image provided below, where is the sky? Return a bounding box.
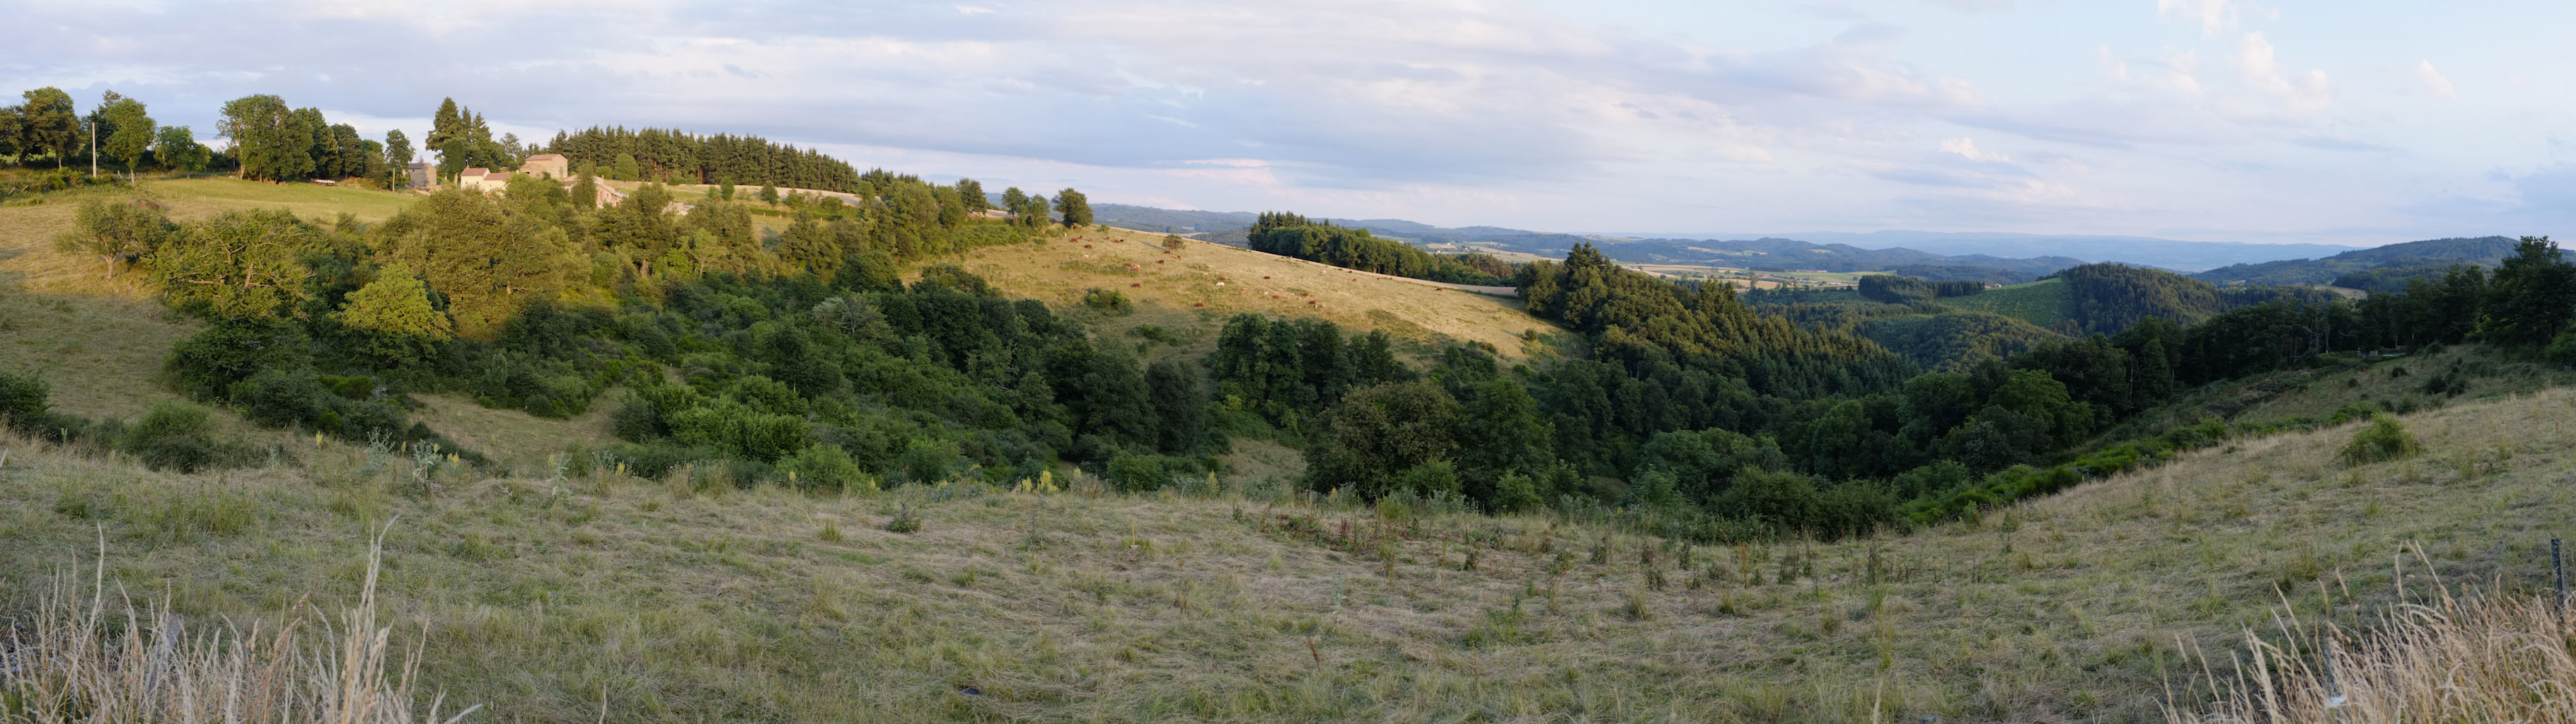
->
[4,0,2570,246]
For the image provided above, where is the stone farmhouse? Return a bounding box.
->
[439,154,681,214]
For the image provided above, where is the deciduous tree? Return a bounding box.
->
[146,209,316,321]
[1054,187,1092,228]
[19,87,78,168]
[335,262,454,367]
[53,198,176,279]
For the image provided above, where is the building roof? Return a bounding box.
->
[408,161,431,170]
[460,167,490,177]
[526,153,566,161]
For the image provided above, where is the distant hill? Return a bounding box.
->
[2188,236,2517,289]
[1092,204,2083,283]
[1619,230,2361,272]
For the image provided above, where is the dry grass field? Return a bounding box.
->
[939,226,1564,364]
[5,379,2571,722]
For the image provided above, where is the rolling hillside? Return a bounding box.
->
[945,226,1559,364]
[4,349,2570,722]
[2190,235,2516,288]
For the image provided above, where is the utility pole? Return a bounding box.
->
[88,120,97,178]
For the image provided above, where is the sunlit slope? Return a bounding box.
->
[947,225,1563,362]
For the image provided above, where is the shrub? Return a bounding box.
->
[230,366,330,428]
[782,443,870,493]
[0,370,52,432]
[168,323,305,400]
[2548,329,2576,367]
[1082,288,1133,314]
[884,504,922,534]
[1491,472,1541,513]
[1105,453,1177,492]
[2340,412,2422,466]
[121,399,255,473]
[125,399,214,448]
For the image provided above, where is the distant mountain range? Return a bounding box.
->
[1619,230,2362,273]
[2188,236,2518,290]
[1091,204,2448,279]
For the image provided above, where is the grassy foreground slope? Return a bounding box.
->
[5,378,2569,722]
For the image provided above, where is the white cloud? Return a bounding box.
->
[2156,0,2238,37]
[2410,59,2458,100]
[954,5,993,14]
[2096,45,2129,81]
[2161,49,2202,95]
[1940,136,2009,163]
[2235,32,2332,114]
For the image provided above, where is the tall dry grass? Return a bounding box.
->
[2168,574,2576,723]
[0,527,477,723]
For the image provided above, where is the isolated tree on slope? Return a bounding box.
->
[53,198,176,279]
[1055,187,1092,228]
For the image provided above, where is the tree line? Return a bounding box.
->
[1247,212,1515,286]
[543,125,864,191]
[1,87,218,181]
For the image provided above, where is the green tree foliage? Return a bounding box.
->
[758,183,778,204]
[1055,188,1092,228]
[97,95,154,180]
[2476,237,2576,347]
[954,178,988,213]
[0,105,23,163]
[1144,358,1211,454]
[545,126,864,191]
[779,212,839,275]
[383,129,413,181]
[1521,242,1909,400]
[1209,313,1408,430]
[569,173,597,210]
[153,126,208,173]
[53,197,177,279]
[218,95,314,182]
[18,87,77,168]
[374,189,577,338]
[334,262,454,367]
[1306,380,1460,498]
[1856,274,1982,303]
[1248,212,1512,286]
[146,209,316,321]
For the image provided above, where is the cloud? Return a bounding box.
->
[2156,0,2238,37]
[2410,59,2458,100]
[2234,32,2333,114]
[1922,0,2013,11]
[1939,137,2009,163]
